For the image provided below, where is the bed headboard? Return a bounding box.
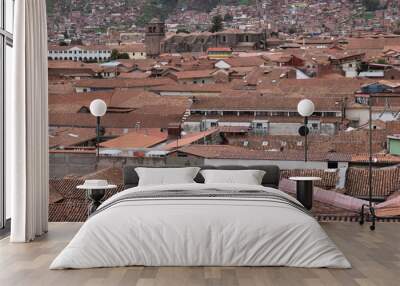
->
[123,165,280,189]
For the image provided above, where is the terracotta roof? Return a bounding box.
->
[49,127,96,148]
[223,56,266,68]
[350,153,400,164]
[74,78,176,89]
[172,69,216,80]
[346,37,400,50]
[176,144,330,161]
[190,94,342,111]
[295,38,334,45]
[118,71,151,79]
[48,60,100,70]
[50,90,190,115]
[150,84,227,93]
[163,128,219,150]
[48,81,75,95]
[281,169,338,190]
[48,177,357,222]
[80,167,123,185]
[345,167,400,198]
[48,44,112,51]
[258,78,373,96]
[100,129,168,149]
[50,112,186,129]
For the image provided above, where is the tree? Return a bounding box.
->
[224,13,233,22]
[176,28,190,34]
[288,26,297,35]
[210,15,224,33]
[376,58,387,65]
[118,53,130,59]
[363,0,380,11]
[110,49,120,61]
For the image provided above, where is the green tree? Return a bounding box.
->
[288,26,297,35]
[110,49,120,61]
[210,15,224,33]
[376,58,387,65]
[118,53,130,59]
[224,13,233,22]
[363,0,380,11]
[177,28,190,34]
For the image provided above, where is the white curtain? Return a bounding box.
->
[7,0,49,242]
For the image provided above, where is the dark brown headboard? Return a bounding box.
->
[123,165,280,189]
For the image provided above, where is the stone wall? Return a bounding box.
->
[50,152,204,178]
[162,32,266,54]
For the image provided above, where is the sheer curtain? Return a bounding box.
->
[7,0,49,242]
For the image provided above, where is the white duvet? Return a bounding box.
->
[50,183,351,269]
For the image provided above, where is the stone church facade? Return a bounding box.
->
[145,19,267,57]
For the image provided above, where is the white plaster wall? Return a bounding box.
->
[269,123,302,135]
[346,108,398,126]
[160,91,220,96]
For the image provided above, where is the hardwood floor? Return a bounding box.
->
[0,222,399,286]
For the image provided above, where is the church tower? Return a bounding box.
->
[145,18,165,58]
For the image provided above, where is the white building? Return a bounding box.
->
[48,45,112,62]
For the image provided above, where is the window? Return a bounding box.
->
[328,161,338,169]
[1,0,14,230]
[210,122,218,127]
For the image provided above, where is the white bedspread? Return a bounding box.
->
[50,183,351,269]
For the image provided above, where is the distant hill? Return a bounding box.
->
[135,0,254,26]
[47,0,255,26]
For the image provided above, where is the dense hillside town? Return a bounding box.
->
[47,0,400,44]
[47,1,400,222]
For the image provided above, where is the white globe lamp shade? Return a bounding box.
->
[297,99,315,117]
[90,99,107,117]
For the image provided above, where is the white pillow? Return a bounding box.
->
[200,169,266,185]
[135,167,201,186]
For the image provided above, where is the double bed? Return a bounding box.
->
[50,166,351,269]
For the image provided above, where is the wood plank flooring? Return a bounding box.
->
[0,222,399,286]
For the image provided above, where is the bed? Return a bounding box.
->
[50,165,351,269]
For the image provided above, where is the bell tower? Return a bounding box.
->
[145,18,165,58]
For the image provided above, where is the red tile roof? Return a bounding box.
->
[49,127,96,148]
[176,144,330,161]
[190,94,342,111]
[48,177,357,222]
[345,167,400,198]
[163,128,219,150]
[74,78,176,89]
[172,69,216,80]
[100,129,168,149]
